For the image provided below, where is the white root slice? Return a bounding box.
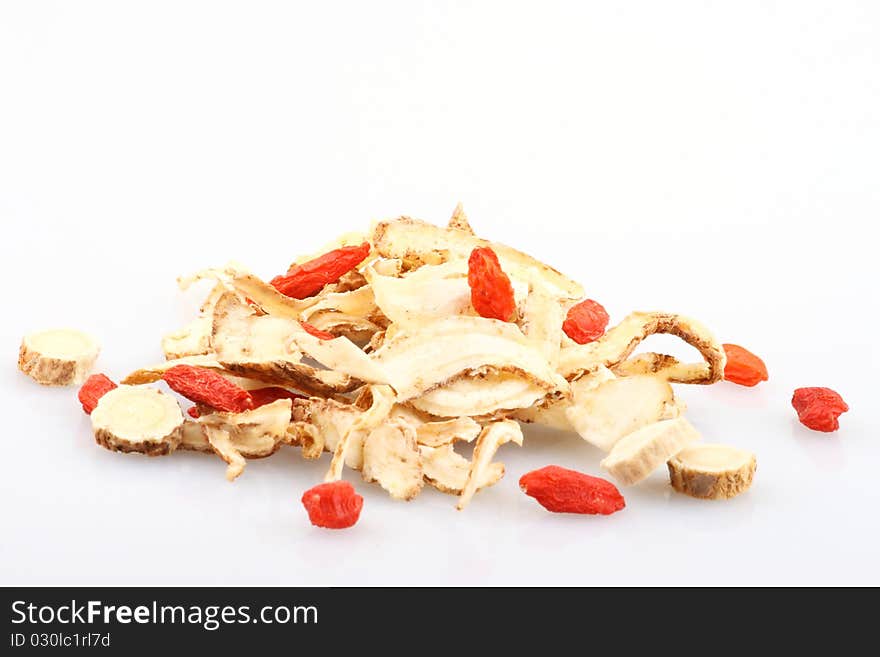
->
[409,369,556,418]
[91,385,184,456]
[519,287,564,367]
[457,419,523,510]
[558,311,726,385]
[513,366,614,430]
[300,286,378,323]
[162,316,214,361]
[370,315,565,402]
[210,293,358,395]
[565,375,677,452]
[361,418,423,500]
[18,329,100,386]
[448,202,475,234]
[420,444,505,495]
[416,417,482,447]
[325,385,396,482]
[372,217,583,300]
[122,354,226,385]
[667,444,757,500]
[179,265,317,319]
[286,421,324,459]
[198,399,292,481]
[179,421,212,453]
[601,417,701,486]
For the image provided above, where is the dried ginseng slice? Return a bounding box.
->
[361,419,423,500]
[600,417,701,486]
[18,329,100,386]
[91,385,184,456]
[667,444,756,500]
[457,419,523,510]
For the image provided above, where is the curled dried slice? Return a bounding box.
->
[601,417,701,486]
[565,375,677,452]
[198,399,292,481]
[512,366,614,430]
[370,315,564,402]
[210,293,359,395]
[91,385,184,456]
[362,419,423,500]
[123,354,226,385]
[416,417,482,447]
[457,419,523,510]
[558,311,726,385]
[372,217,583,300]
[448,202,475,234]
[667,444,756,500]
[409,369,558,418]
[519,287,564,367]
[286,421,324,459]
[420,444,505,495]
[19,328,100,386]
[325,385,396,481]
[162,317,213,361]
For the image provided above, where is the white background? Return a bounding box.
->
[1,1,878,586]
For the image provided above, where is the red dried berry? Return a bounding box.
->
[300,321,336,341]
[562,299,609,344]
[467,247,516,322]
[792,387,849,432]
[162,365,254,413]
[722,344,768,387]
[186,405,201,419]
[271,242,371,299]
[519,465,625,515]
[301,481,364,529]
[249,386,306,408]
[78,373,118,414]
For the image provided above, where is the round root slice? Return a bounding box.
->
[668,444,756,500]
[91,385,184,456]
[18,329,100,386]
[600,417,701,486]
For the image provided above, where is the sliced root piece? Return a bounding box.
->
[668,444,756,500]
[325,385,396,481]
[198,399,292,481]
[565,375,676,452]
[519,287,564,367]
[600,417,701,486]
[179,420,212,453]
[370,315,565,402]
[558,312,726,385]
[19,329,100,386]
[286,421,324,459]
[421,444,504,495]
[409,368,558,418]
[91,385,184,456]
[457,419,523,510]
[512,366,614,430]
[372,217,583,300]
[123,354,225,385]
[416,417,481,447]
[362,419,423,500]
[448,202,475,235]
[162,317,213,360]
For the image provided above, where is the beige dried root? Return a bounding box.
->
[415,417,482,447]
[420,444,505,495]
[91,385,184,456]
[325,384,396,481]
[601,417,701,486]
[162,283,225,360]
[558,311,726,385]
[668,444,756,500]
[457,419,523,510]
[447,202,475,234]
[362,419,423,500]
[178,420,212,453]
[122,354,226,385]
[198,399,292,481]
[565,374,678,452]
[19,329,100,386]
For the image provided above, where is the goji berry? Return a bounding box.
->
[467,247,516,322]
[249,386,306,408]
[792,387,849,432]
[162,365,254,413]
[78,373,118,414]
[300,321,336,340]
[722,344,768,387]
[301,480,364,529]
[187,405,201,418]
[271,242,371,299]
[562,299,609,344]
[519,465,625,515]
